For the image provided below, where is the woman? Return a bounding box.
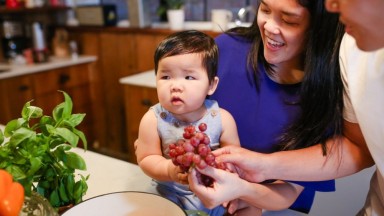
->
[188,0,345,214]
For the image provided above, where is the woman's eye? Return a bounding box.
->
[185,76,195,80]
[259,6,270,14]
[283,20,299,26]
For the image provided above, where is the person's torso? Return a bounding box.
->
[340,34,384,215]
[151,99,222,158]
[211,33,301,153]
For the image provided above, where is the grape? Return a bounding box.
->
[167,123,225,187]
[198,123,207,132]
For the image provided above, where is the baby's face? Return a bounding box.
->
[156,53,217,121]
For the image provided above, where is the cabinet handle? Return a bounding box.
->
[59,74,70,84]
[141,99,153,107]
[18,85,29,91]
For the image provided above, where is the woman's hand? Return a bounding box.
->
[188,165,244,209]
[228,199,262,216]
[213,145,269,183]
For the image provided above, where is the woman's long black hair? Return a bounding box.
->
[226,0,345,155]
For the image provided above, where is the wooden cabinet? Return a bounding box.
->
[0,76,34,122]
[123,84,158,164]
[0,63,95,148]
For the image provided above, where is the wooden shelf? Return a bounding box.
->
[0,6,70,14]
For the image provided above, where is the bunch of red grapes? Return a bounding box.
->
[168,123,225,186]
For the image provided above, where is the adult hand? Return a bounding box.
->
[228,199,262,216]
[213,145,269,183]
[188,165,244,209]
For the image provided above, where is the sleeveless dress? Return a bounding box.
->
[151,99,227,216]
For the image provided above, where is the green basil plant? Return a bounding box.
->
[0,91,89,209]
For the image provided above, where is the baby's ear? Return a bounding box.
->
[207,77,219,95]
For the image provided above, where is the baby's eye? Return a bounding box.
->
[161,75,170,80]
[185,76,195,80]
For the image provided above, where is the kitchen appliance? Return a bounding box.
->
[1,21,28,59]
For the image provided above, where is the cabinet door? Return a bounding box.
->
[0,76,34,124]
[31,64,94,147]
[69,31,107,153]
[123,85,158,164]
[32,65,91,112]
[135,34,168,73]
[98,32,137,157]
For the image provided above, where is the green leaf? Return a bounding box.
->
[26,157,42,176]
[66,113,86,127]
[0,129,4,144]
[49,189,61,207]
[65,175,75,199]
[55,127,79,147]
[6,165,27,180]
[62,152,87,170]
[59,182,69,203]
[60,91,73,119]
[73,181,83,204]
[21,100,31,119]
[4,118,26,137]
[22,101,43,120]
[52,102,65,122]
[39,116,55,135]
[9,127,35,147]
[72,128,87,150]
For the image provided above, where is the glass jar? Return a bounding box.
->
[20,192,59,216]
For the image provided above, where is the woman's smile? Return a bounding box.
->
[265,37,285,51]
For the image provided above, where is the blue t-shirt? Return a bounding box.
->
[210,33,335,213]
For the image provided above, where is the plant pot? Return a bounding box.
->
[167,9,185,30]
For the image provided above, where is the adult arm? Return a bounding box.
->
[214,120,374,182]
[188,166,304,212]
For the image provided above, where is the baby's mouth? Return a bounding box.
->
[171,97,183,103]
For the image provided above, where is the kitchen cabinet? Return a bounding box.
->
[0,75,34,121]
[123,84,158,164]
[0,62,95,148]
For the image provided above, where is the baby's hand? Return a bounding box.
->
[168,162,188,184]
[178,172,189,185]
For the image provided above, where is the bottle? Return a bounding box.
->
[32,22,48,63]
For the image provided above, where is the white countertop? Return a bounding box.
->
[119,70,156,88]
[71,148,156,200]
[0,56,97,80]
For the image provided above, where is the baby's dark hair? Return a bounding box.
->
[154,30,218,83]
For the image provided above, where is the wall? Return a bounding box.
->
[101,0,258,23]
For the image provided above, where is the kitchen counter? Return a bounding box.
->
[119,69,156,88]
[0,56,97,80]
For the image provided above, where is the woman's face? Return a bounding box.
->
[325,0,384,51]
[257,0,310,68]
